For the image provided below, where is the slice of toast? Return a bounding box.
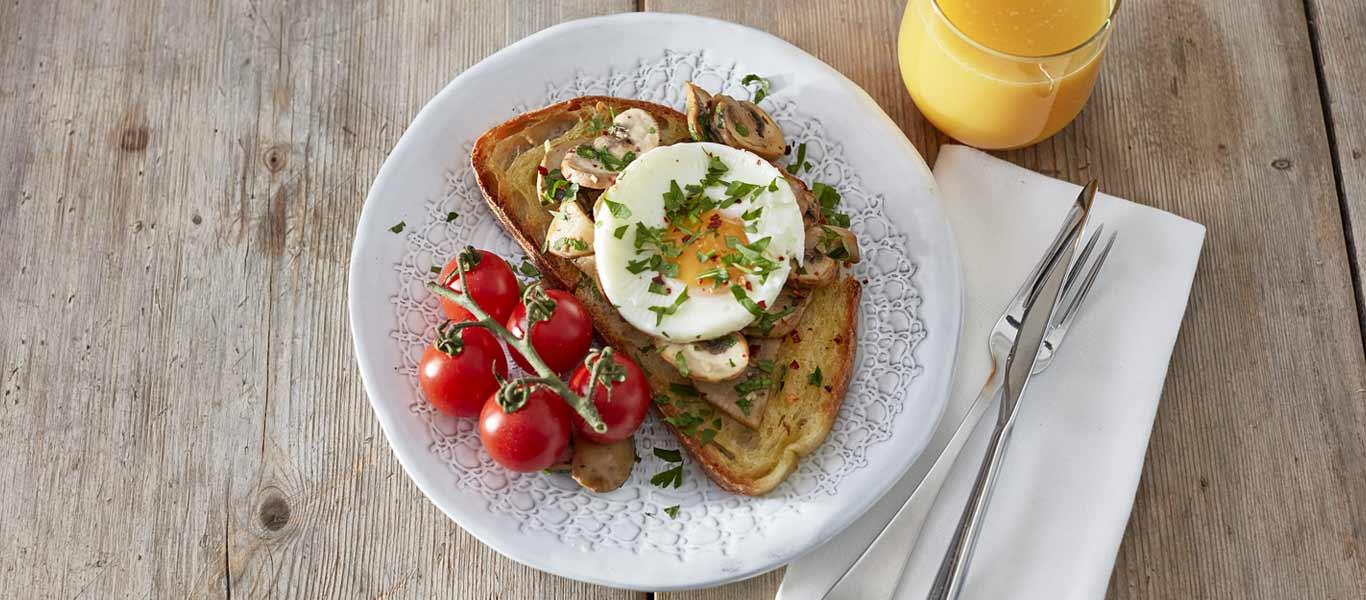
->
[470,96,861,496]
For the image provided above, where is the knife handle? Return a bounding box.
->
[926,421,1015,600]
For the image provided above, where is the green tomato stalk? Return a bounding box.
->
[426,253,611,434]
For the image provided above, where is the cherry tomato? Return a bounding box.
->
[506,288,593,374]
[478,386,572,472]
[438,248,519,324]
[418,323,509,418]
[568,350,650,443]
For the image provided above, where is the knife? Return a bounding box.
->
[923,182,1096,600]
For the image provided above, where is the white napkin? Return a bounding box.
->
[779,145,1205,599]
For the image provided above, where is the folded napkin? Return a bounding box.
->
[780,145,1205,599]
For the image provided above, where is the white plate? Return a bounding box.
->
[347,13,962,591]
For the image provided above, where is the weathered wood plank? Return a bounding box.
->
[0,1,640,598]
[644,1,1366,599]
[1307,0,1366,345]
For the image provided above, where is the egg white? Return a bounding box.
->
[593,142,805,342]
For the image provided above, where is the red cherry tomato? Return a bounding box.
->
[438,249,519,324]
[568,350,650,443]
[478,386,572,472]
[418,324,509,418]
[506,288,593,374]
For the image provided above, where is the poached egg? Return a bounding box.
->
[593,142,805,342]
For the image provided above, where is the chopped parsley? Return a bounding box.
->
[663,505,681,519]
[808,367,824,386]
[576,144,636,172]
[736,397,752,415]
[516,260,541,278]
[553,237,589,253]
[741,74,771,104]
[603,197,632,219]
[649,289,690,325]
[672,349,691,378]
[445,211,459,222]
[428,265,442,274]
[540,168,579,206]
[787,142,811,174]
[735,375,772,397]
[811,182,852,227]
[613,224,628,239]
[650,447,685,489]
[388,221,405,234]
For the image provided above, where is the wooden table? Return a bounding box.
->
[3,1,1364,598]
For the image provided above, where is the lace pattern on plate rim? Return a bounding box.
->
[387,50,927,559]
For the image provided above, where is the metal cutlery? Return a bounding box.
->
[823,181,1117,600]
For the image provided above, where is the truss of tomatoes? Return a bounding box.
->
[417,247,651,474]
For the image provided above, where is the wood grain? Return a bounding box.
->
[643,1,1366,599]
[1307,1,1366,342]
[0,1,640,598]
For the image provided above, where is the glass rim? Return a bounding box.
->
[928,0,1123,61]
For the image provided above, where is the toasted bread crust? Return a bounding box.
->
[470,96,860,496]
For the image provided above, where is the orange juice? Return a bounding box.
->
[898,0,1117,149]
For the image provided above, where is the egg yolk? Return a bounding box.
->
[667,210,749,293]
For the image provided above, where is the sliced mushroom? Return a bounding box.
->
[781,170,819,223]
[813,225,861,264]
[793,253,838,288]
[560,148,618,190]
[743,286,812,338]
[692,339,782,429]
[710,95,785,160]
[685,82,713,142]
[560,108,660,189]
[660,332,749,383]
[571,436,635,493]
[547,199,594,258]
[606,108,660,155]
[537,138,588,205]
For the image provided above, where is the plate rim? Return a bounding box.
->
[347,11,964,591]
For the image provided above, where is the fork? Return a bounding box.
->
[821,209,1118,600]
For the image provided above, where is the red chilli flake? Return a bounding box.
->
[788,332,802,343]
[536,166,548,176]
[789,360,800,369]
[823,385,833,393]
[757,300,767,309]
[707,214,722,229]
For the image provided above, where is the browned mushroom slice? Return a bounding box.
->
[571,437,636,493]
[692,338,781,429]
[660,333,749,383]
[710,95,785,160]
[792,252,838,288]
[743,286,812,338]
[685,82,714,142]
[782,170,819,223]
[812,225,861,264]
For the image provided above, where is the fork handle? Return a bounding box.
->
[926,420,1015,600]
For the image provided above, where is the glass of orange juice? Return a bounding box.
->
[898,0,1120,150]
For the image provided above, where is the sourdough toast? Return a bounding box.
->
[470,96,860,495]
